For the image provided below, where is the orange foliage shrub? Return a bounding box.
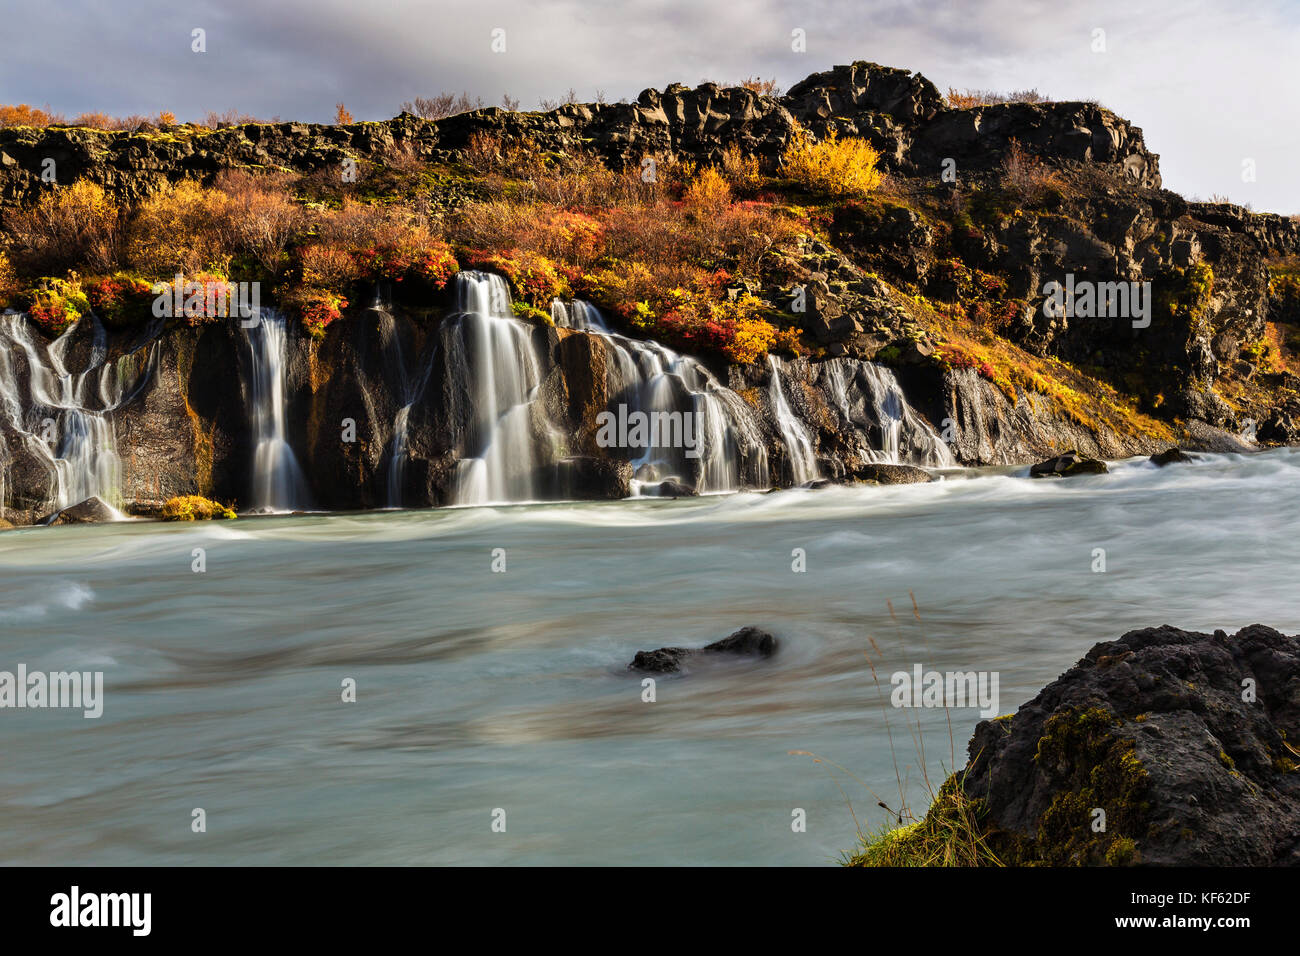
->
[126,180,231,277]
[6,179,122,274]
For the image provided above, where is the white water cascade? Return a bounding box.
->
[0,313,154,516]
[243,310,311,512]
[817,357,954,467]
[449,272,553,504]
[552,299,770,493]
[766,355,820,485]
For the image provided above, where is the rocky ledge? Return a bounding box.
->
[852,624,1300,866]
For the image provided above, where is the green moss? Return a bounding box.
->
[1015,707,1151,866]
[845,772,1002,867]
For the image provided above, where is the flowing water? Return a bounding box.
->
[0,313,155,515]
[2,449,1297,865]
[244,310,311,513]
[767,355,820,484]
[552,297,769,492]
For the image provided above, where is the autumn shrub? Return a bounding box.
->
[127,180,232,277]
[683,166,732,214]
[281,286,348,339]
[299,243,362,288]
[465,248,571,306]
[161,495,237,520]
[211,170,305,274]
[1001,139,1062,204]
[151,273,242,325]
[632,288,798,363]
[720,144,764,193]
[0,250,17,308]
[0,103,65,127]
[6,179,122,274]
[946,88,1051,108]
[25,276,91,336]
[84,273,156,327]
[783,129,883,198]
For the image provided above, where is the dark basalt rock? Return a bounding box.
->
[957,625,1300,866]
[1029,450,1109,478]
[847,463,933,485]
[40,495,117,525]
[628,626,777,673]
[1149,447,1195,466]
[652,479,697,498]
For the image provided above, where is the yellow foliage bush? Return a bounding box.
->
[160,495,237,520]
[783,129,883,198]
[6,179,122,274]
[683,167,732,213]
[127,181,232,277]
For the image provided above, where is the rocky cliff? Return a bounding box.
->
[2,60,1298,522]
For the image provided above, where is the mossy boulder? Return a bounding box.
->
[160,495,237,520]
[945,625,1300,866]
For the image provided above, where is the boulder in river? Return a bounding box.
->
[652,479,698,498]
[39,496,119,525]
[851,624,1300,866]
[1149,447,1195,466]
[847,463,934,485]
[629,626,777,673]
[1029,450,1109,478]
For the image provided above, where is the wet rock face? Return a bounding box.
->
[628,626,778,673]
[960,625,1300,866]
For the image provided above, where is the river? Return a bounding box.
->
[1,448,1297,865]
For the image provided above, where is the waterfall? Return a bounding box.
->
[243,310,311,512]
[767,355,820,485]
[374,296,434,508]
[552,299,770,493]
[816,357,953,467]
[449,272,550,504]
[0,313,151,516]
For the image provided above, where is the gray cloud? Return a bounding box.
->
[1,0,1295,212]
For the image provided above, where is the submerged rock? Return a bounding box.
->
[39,496,118,525]
[846,463,933,484]
[1149,447,1195,466]
[854,624,1300,866]
[1029,450,1109,478]
[652,479,698,498]
[629,626,777,673]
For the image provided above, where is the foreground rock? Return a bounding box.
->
[39,496,119,525]
[1029,450,1109,478]
[1149,447,1195,466]
[846,463,934,485]
[853,625,1300,866]
[628,626,777,673]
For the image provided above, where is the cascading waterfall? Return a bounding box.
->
[0,312,152,516]
[766,355,820,485]
[374,295,435,508]
[817,357,954,467]
[449,272,551,504]
[552,299,769,493]
[243,310,311,512]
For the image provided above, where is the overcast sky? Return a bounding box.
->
[2,0,1296,213]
